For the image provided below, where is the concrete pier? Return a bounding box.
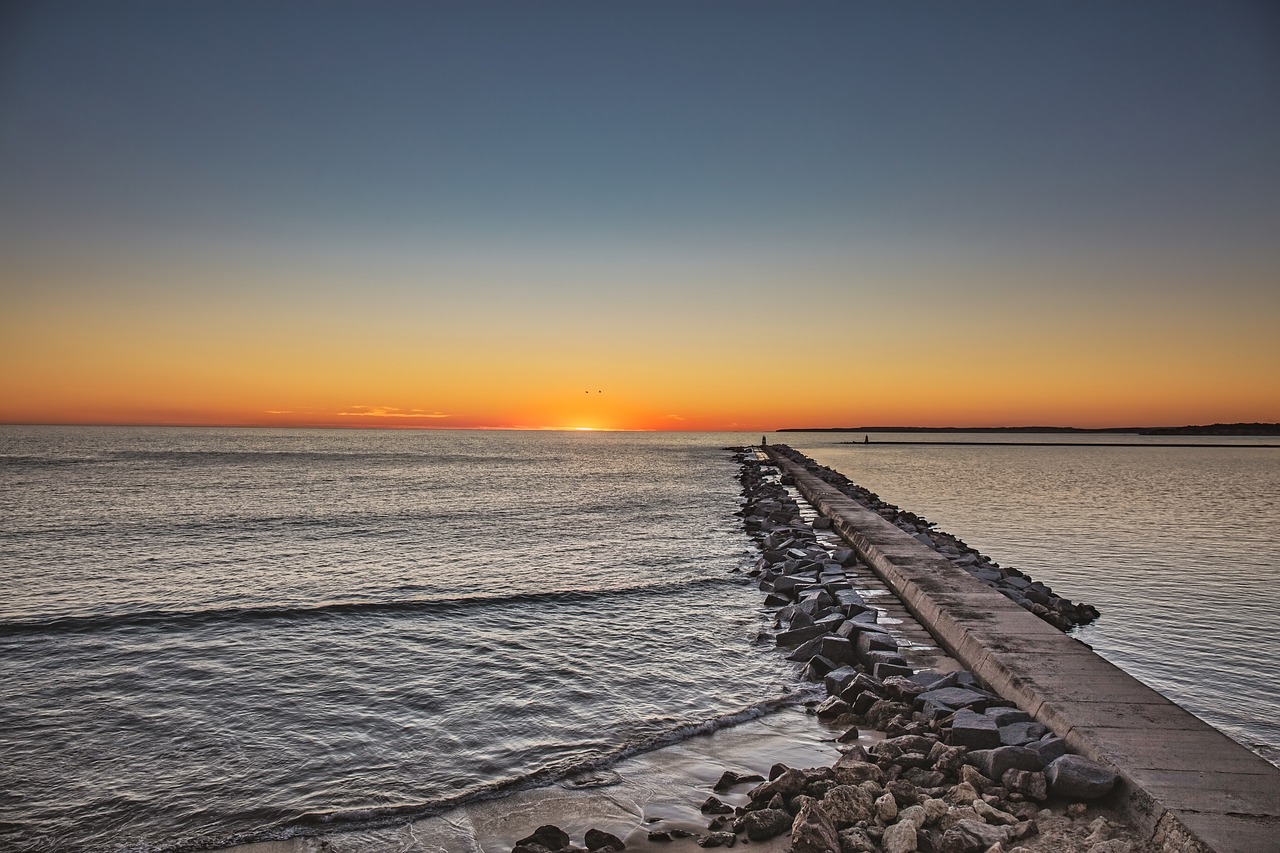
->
[764,447,1280,853]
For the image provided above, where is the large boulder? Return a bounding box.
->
[791,800,841,853]
[737,807,791,841]
[1045,754,1119,799]
[882,819,918,853]
[819,784,876,825]
[966,745,1043,781]
[947,709,1001,750]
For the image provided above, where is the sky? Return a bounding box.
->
[2,1,1278,431]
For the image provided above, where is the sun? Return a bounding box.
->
[573,426,596,431]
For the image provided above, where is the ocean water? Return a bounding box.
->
[5,427,1278,853]
[791,432,1280,767]
[0,427,791,853]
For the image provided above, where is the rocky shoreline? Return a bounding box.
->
[506,446,1150,853]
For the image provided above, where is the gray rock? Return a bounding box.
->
[818,635,858,665]
[985,707,1033,727]
[776,624,830,647]
[862,649,909,669]
[915,687,988,712]
[1045,754,1119,799]
[1032,734,1069,764]
[855,630,899,656]
[737,807,791,841]
[947,709,1001,750]
[999,721,1049,746]
[967,745,1044,781]
[838,826,878,852]
[824,665,859,695]
[874,662,913,679]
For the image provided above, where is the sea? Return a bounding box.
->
[1,426,1277,852]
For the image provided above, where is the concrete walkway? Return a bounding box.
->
[764,448,1280,853]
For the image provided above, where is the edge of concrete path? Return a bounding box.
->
[763,448,1280,853]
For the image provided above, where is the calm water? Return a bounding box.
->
[0,427,791,853]
[4,428,1278,853]
[792,433,1280,767]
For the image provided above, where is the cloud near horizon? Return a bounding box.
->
[336,407,450,419]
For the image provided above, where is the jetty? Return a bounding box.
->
[762,446,1280,852]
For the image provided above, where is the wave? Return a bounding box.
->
[181,689,824,852]
[0,576,742,638]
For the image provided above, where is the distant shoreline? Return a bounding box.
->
[834,439,1280,448]
[776,422,1280,436]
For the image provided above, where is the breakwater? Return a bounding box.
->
[763,444,1280,852]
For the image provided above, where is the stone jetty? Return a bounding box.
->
[505,445,1278,853]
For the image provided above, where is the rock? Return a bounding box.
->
[737,807,791,841]
[696,831,735,848]
[819,635,858,665]
[584,828,625,851]
[820,783,876,825]
[876,791,899,822]
[791,800,842,853]
[1088,841,1132,853]
[1031,734,1069,765]
[937,819,1013,852]
[998,722,1048,746]
[832,751,884,785]
[972,798,1019,826]
[1002,768,1047,801]
[749,767,807,801]
[700,795,733,814]
[922,797,949,825]
[815,696,853,718]
[825,665,860,695]
[948,710,1001,750]
[945,782,981,805]
[514,825,571,852]
[1044,755,1119,800]
[899,804,927,826]
[930,743,968,774]
[967,746,1043,781]
[887,779,923,807]
[838,826,879,852]
[837,724,861,743]
[883,819,919,853]
[915,688,989,712]
[777,623,832,647]
[713,770,764,792]
[984,708,1032,727]
[874,662,914,680]
[959,765,994,791]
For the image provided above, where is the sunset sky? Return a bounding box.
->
[2,2,1277,431]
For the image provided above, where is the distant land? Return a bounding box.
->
[776,423,1280,436]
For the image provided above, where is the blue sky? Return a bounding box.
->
[2,2,1277,428]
